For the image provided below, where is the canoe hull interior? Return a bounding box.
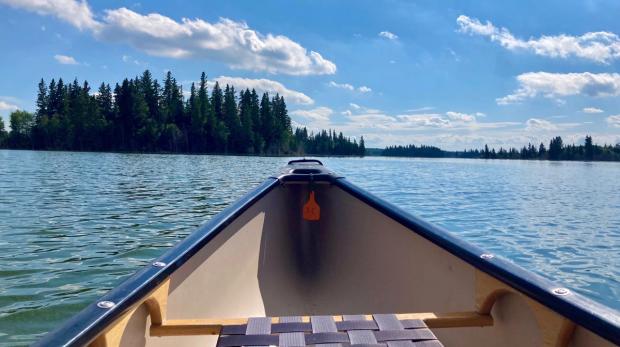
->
[106,181,614,347]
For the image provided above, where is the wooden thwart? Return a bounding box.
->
[475,271,576,347]
[89,272,578,347]
[149,311,493,337]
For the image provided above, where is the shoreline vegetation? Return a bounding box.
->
[382,136,620,161]
[1,69,619,162]
[0,70,365,156]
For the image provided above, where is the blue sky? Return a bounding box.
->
[1,0,620,149]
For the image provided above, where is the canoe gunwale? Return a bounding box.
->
[334,178,620,346]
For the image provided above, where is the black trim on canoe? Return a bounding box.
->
[34,178,280,347]
[36,162,620,346]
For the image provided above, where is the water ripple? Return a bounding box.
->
[1,152,619,345]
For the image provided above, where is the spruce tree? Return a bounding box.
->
[33,78,48,149]
[223,85,240,152]
[238,89,254,153]
[585,135,593,160]
[210,82,227,151]
[259,92,272,153]
[0,116,7,148]
[197,72,210,152]
[249,89,262,153]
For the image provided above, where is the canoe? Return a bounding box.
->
[36,159,620,347]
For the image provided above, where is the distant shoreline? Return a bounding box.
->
[3,148,620,163]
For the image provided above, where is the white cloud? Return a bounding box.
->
[525,118,581,132]
[291,107,332,122]
[445,111,477,122]
[290,107,334,131]
[0,0,101,31]
[54,54,79,65]
[348,113,398,129]
[407,106,435,112]
[349,103,361,110]
[379,31,398,40]
[607,115,620,128]
[582,107,604,114]
[0,100,19,111]
[447,48,460,62]
[396,114,450,128]
[328,81,354,91]
[122,54,146,66]
[328,82,372,93]
[0,1,336,75]
[209,76,314,105]
[291,103,598,150]
[457,15,620,64]
[497,72,620,104]
[525,118,557,131]
[98,8,336,75]
[342,108,513,131]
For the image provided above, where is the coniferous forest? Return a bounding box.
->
[1,69,619,162]
[383,135,620,161]
[0,70,365,156]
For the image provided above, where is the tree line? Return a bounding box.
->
[382,135,620,161]
[0,70,364,156]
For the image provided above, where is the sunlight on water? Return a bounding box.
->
[0,151,619,345]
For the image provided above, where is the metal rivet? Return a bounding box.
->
[152,261,166,267]
[97,301,116,309]
[480,253,494,260]
[552,288,570,296]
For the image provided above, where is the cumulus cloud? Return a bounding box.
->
[99,8,336,75]
[582,107,604,113]
[379,31,398,40]
[396,114,450,128]
[290,107,334,131]
[0,0,101,31]
[525,118,581,132]
[328,81,372,93]
[0,0,336,75]
[349,103,361,110]
[607,115,620,128]
[291,107,332,122]
[445,111,477,122]
[54,54,79,65]
[0,100,19,111]
[343,109,512,131]
[457,15,620,64]
[328,81,354,91]
[497,72,620,104]
[209,76,314,105]
[525,118,557,131]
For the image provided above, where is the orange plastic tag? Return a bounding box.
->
[303,191,320,221]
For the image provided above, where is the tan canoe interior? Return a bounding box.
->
[90,183,614,347]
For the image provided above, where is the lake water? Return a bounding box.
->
[0,150,619,345]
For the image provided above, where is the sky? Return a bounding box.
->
[1,0,620,150]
